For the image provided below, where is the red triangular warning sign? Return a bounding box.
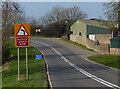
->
[16,24,29,36]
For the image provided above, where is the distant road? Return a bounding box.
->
[31,37,119,89]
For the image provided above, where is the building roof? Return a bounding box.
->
[76,19,117,28]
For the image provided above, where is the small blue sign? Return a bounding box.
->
[36,55,42,59]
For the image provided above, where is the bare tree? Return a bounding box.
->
[103,2,118,21]
[61,6,87,20]
[0,2,2,30]
[0,3,2,66]
[39,6,65,26]
[39,6,87,26]
[2,1,25,37]
[26,16,38,26]
[50,6,65,22]
[25,16,41,35]
[2,0,24,63]
[102,1,118,32]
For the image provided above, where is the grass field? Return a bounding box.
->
[88,54,120,69]
[2,40,48,87]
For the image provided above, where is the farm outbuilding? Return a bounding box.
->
[70,20,112,44]
[70,20,113,54]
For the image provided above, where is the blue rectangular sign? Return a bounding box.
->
[36,55,42,59]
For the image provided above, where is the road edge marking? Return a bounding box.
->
[31,44,53,88]
[43,53,53,88]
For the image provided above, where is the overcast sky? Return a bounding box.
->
[20,2,107,20]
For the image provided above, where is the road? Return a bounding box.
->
[31,37,119,89]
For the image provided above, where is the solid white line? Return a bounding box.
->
[32,40,120,89]
[44,55,53,88]
[31,44,53,88]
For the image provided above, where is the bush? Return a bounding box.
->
[41,21,66,37]
[2,42,10,64]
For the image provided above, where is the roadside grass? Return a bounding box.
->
[61,38,95,52]
[2,40,48,87]
[87,54,120,69]
[0,71,2,89]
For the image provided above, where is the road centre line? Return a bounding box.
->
[32,40,120,89]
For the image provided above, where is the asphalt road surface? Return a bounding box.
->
[31,37,120,89]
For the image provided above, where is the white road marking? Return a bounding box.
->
[44,54,53,88]
[32,40,120,89]
[31,44,53,88]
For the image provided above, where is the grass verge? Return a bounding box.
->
[87,54,120,69]
[2,40,48,87]
[61,38,95,52]
[0,71,2,89]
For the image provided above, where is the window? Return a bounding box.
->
[70,31,73,34]
[79,32,82,36]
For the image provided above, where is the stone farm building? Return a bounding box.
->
[70,19,120,55]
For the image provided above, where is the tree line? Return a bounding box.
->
[39,6,87,26]
[37,6,87,37]
[30,2,119,37]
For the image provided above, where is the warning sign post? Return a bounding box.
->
[14,24,30,81]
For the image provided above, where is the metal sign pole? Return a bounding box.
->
[18,47,20,81]
[26,47,28,80]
